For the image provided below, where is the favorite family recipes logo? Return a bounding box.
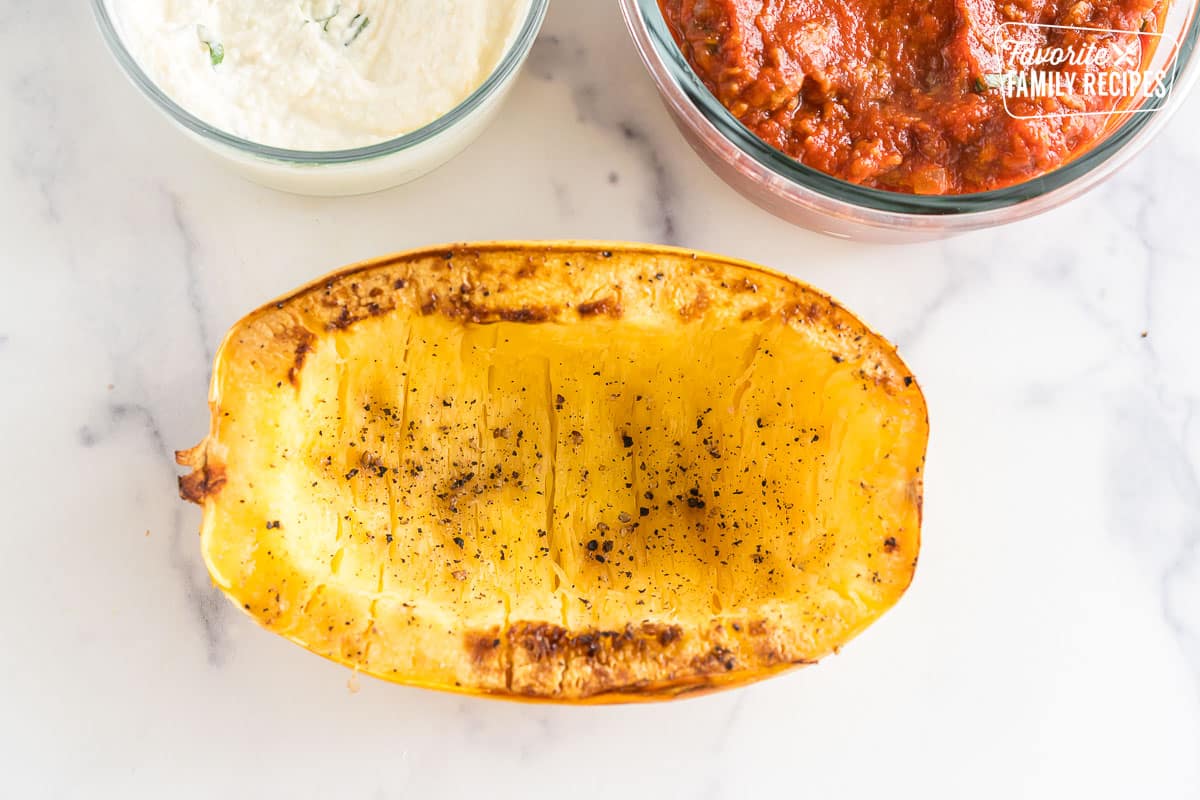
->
[984,22,1176,119]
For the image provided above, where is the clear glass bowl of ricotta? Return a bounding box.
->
[92,0,549,196]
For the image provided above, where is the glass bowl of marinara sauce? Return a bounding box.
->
[620,0,1200,241]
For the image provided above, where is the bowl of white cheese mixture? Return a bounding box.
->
[93,0,547,195]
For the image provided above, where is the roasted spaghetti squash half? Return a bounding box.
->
[178,243,927,702]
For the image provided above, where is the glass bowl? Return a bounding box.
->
[620,0,1200,241]
[92,0,549,197]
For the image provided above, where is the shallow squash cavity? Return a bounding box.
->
[178,242,928,702]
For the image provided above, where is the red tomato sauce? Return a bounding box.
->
[661,0,1168,194]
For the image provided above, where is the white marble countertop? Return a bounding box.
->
[2,2,1198,797]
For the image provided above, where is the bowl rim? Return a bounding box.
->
[623,0,1200,216]
[90,0,550,164]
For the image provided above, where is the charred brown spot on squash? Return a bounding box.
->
[505,621,685,665]
[412,284,557,325]
[576,296,623,318]
[783,300,828,326]
[677,287,711,321]
[326,306,356,331]
[178,461,226,505]
[692,645,738,673]
[465,627,505,666]
[420,291,439,315]
[508,621,569,661]
[653,623,683,646]
[740,303,773,321]
[498,307,551,323]
[281,327,316,387]
[458,619,819,697]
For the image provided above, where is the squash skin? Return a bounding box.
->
[178,242,928,703]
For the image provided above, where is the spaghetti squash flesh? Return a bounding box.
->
[180,244,926,701]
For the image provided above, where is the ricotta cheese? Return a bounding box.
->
[115,0,531,150]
